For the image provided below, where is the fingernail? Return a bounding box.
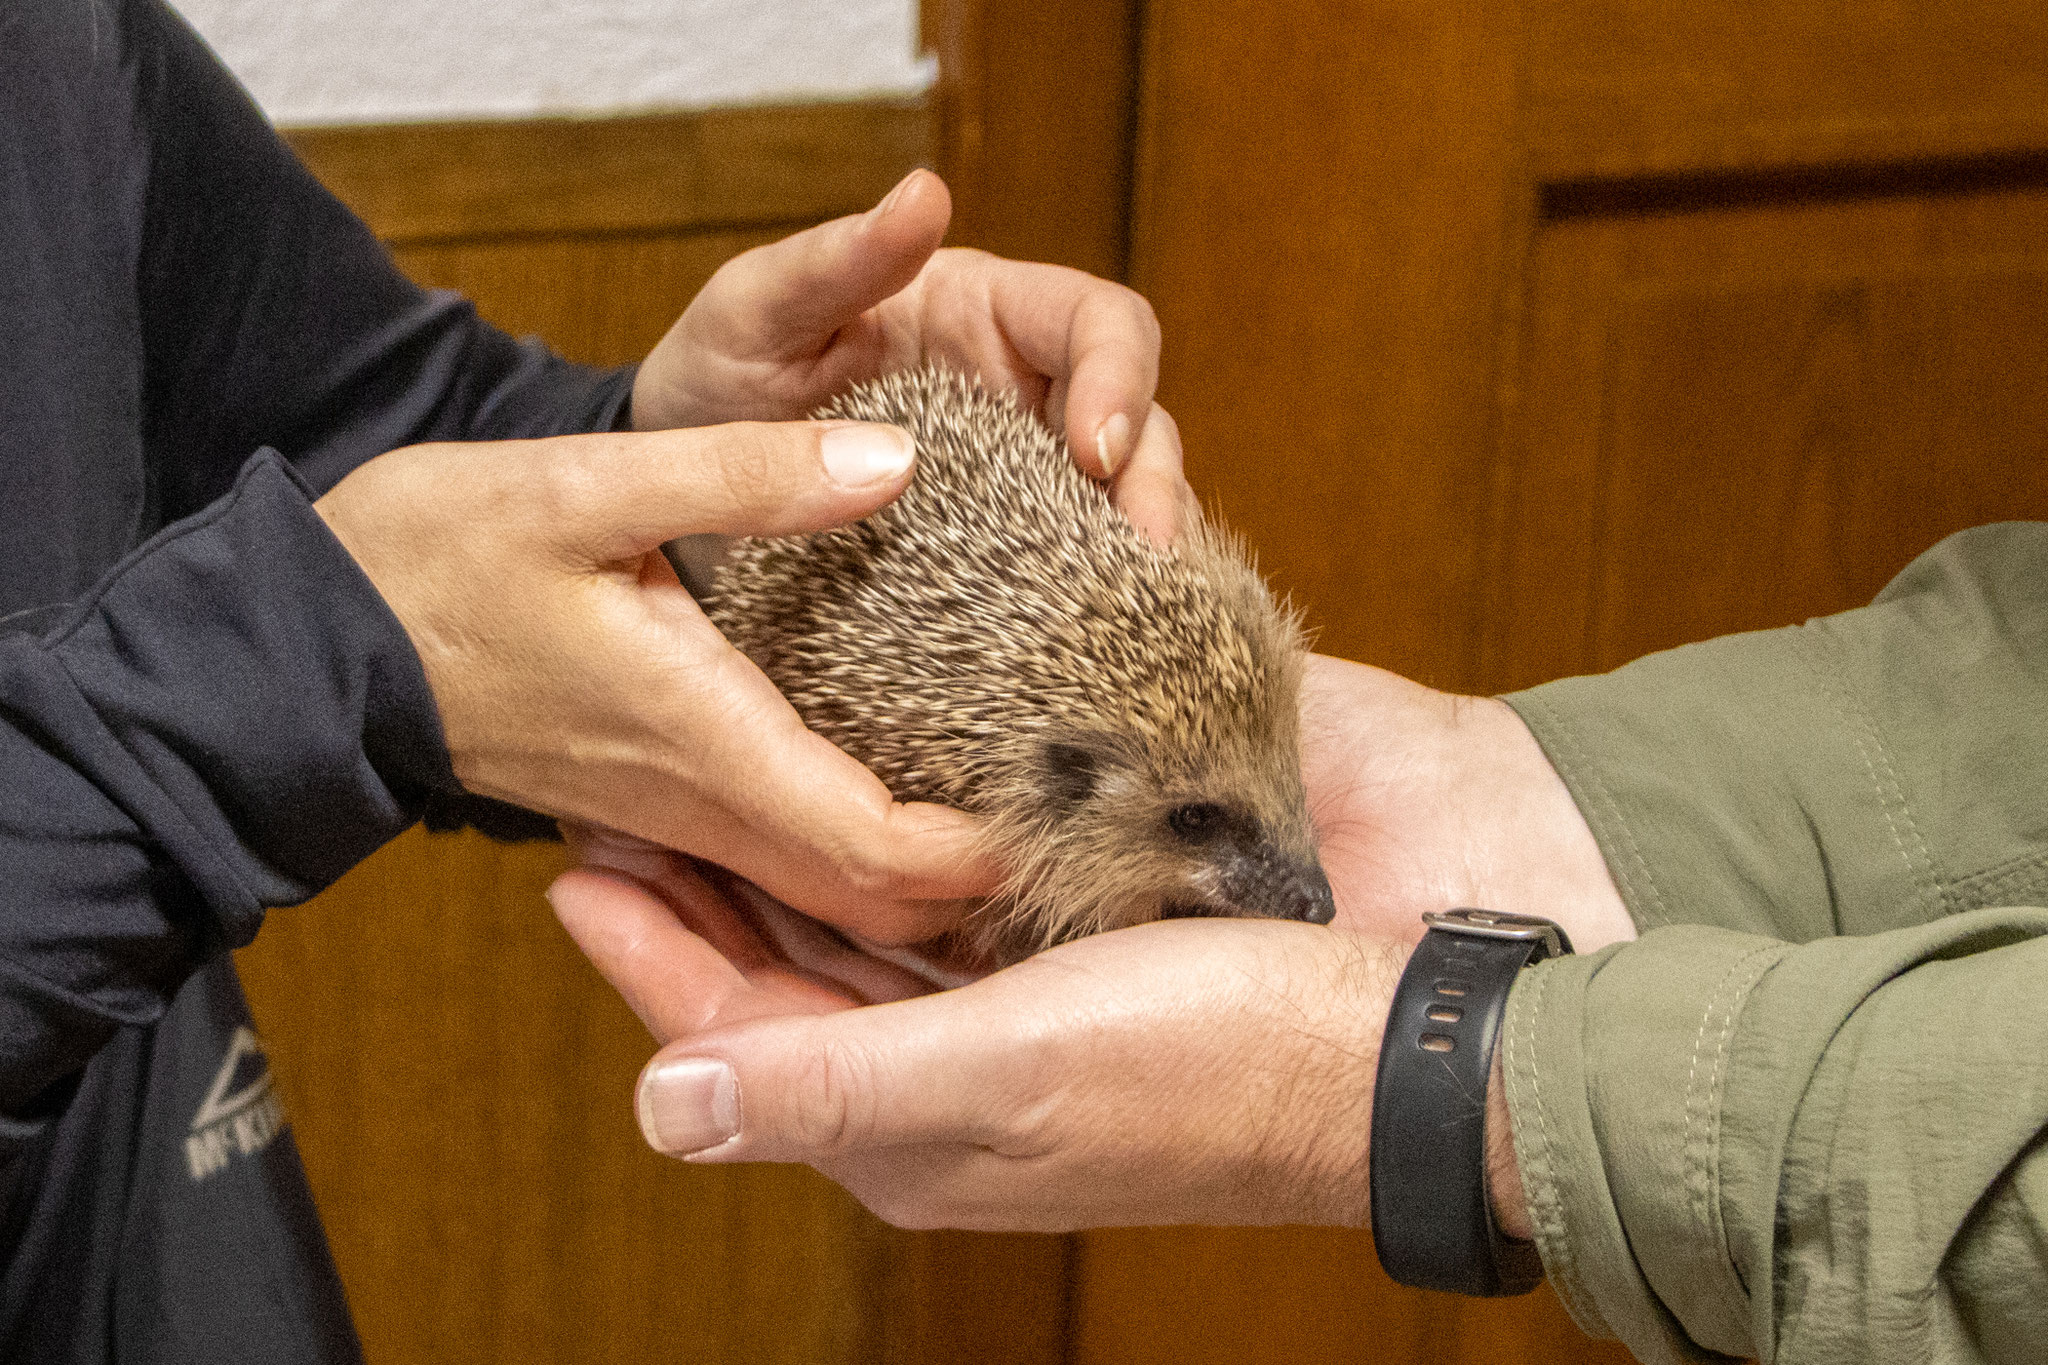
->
[637,1058,740,1157]
[822,423,915,488]
[1095,411,1133,476]
[870,170,917,219]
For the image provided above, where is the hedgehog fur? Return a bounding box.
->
[703,365,1332,960]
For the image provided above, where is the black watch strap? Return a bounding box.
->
[1369,909,1572,1296]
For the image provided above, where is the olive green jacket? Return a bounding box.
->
[1502,523,2048,1365]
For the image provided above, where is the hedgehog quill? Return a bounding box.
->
[699,365,1333,962]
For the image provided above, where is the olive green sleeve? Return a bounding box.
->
[1496,523,2048,1363]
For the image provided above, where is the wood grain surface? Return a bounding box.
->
[921,0,1146,278]
[285,101,932,245]
[1486,187,2048,688]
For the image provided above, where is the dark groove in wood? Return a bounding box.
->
[1541,149,2048,222]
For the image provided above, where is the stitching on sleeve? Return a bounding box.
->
[1950,849,2048,911]
[1791,628,1953,921]
[1521,693,1673,930]
[1508,964,1607,1335]
[1684,944,1789,1306]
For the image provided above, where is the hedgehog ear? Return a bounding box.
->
[1040,741,1100,809]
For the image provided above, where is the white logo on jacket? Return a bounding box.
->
[185,1026,287,1182]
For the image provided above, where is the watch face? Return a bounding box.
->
[1421,908,1572,958]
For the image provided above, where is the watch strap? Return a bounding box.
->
[1369,909,1570,1296]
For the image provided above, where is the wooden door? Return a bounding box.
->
[1083,1,2048,1362]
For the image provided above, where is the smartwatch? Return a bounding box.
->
[1369,908,1572,1296]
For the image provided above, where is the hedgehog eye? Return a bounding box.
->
[1166,803,1227,843]
[1042,742,1100,808]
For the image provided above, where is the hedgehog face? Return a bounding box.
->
[705,364,1327,962]
[980,728,1334,952]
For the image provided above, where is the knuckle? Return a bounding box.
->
[1123,285,1162,338]
[789,1036,878,1154]
[530,440,611,529]
[707,423,788,519]
[1091,280,1159,340]
[820,856,931,947]
[823,840,898,904]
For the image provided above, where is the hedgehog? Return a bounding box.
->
[694,365,1333,962]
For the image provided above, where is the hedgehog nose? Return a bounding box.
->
[1217,848,1339,926]
[1288,862,1337,926]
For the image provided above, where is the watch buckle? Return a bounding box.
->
[1422,908,1571,959]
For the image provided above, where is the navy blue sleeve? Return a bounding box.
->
[125,0,633,842]
[132,0,635,523]
[0,453,452,1116]
[0,0,637,1119]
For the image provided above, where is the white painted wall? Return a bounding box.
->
[172,0,933,127]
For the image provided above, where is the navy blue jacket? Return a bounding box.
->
[0,1,631,1357]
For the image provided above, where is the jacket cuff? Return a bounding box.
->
[38,449,455,937]
[1504,624,1923,943]
[1505,909,2048,1364]
[1501,928,1788,1364]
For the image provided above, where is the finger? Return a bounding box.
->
[547,867,854,1042]
[706,169,951,361]
[563,824,678,884]
[633,989,1017,1162]
[1108,404,1193,549]
[975,259,1160,478]
[535,420,918,561]
[681,710,1002,941]
[563,628,1001,941]
[714,873,945,1004]
[559,842,934,1011]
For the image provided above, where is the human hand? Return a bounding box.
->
[315,420,996,943]
[549,651,1642,1238]
[630,169,1189,546]
[552,852,1405,1232]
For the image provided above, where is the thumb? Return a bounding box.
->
[634,996,1003,1162]
[707,168,951,358]
[540,418,916,561]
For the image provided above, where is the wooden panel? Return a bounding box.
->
[1486,183,2048,689]
[1126,0,1526,691]
[286,101,932,245]
[1527,0,2048,179]
[922,0,1145,277]
[241,94,1071,1365]
[1074,1227,1630,1365]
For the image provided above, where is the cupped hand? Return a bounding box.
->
[316,419,997,944]
[552,849,1404,1233]
[548,652,1643,1236]
[630,169,1188,547]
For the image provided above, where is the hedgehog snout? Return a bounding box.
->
[1154,838,1335,927]
[1213,843,1336,925]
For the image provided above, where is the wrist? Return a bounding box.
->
[1446,696,1637,953]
